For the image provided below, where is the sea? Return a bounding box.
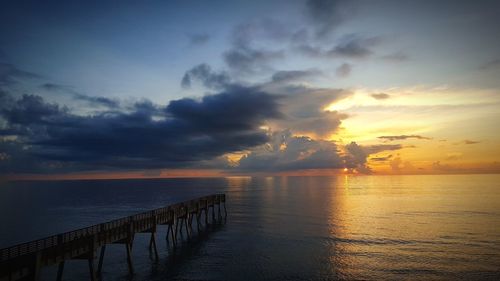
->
[1,174,499,280]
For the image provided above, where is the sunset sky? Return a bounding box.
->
[1,0,500,180]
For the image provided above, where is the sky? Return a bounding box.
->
[1,0,500,180]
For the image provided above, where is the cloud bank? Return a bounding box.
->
[0,86,281,173]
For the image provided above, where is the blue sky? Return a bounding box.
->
[1,0,500,178]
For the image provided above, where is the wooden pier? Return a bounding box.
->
[0,193,226,281]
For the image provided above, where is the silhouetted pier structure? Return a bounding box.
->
[0,194,226,281]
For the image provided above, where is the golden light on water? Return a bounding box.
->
[324,175,500,278]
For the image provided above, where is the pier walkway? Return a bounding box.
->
[0,193,226,281]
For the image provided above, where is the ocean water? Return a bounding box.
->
[1,174,500,280]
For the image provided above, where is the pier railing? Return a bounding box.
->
[0,193,226,281]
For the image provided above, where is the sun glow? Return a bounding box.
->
[323,86,500,174]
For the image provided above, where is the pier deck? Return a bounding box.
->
[0,193,226,281]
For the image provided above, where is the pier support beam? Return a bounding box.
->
[223,201,227,218]
[166,223,176,247]
[88,259,96,281]
[97,245,106,277]
[125,243,133,275]
[56,261,65,281]
[149,232,159,260]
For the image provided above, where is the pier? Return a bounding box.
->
[0,193,227,281]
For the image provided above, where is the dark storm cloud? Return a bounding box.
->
[187,33,210,46]
[181,64,231,90]
[0,87,282,173]
[378,135,431,141]
[371,93,390,100]
[41,83,119,108]
[0,140,48,173]
[0,94,64,127]
[166,86,281,133]
[335,63,351,77]
[0,63,41,85]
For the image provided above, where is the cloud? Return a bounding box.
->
[235,134,403,173]
[390,155,402,172]
[464,139,480,145]
[336,63,351,77]
[0,140,49,173]
[305,0,355,39]
[40,83,71,92]
[0,80,407,175]
[286,110,348,138]
[371,93,390,100]
[187,33,210,45]
[265,86,351,137]
[0,94,65,128]
[259,75,352,138]
[296,34,382,59]
[294,44,323,57]
[40,83,119,108]
[431,161,453,172]
[344,142,403,173]
[479,59,500,70]
[270,69,320,84]
[237,130,343,171]
[224,47,284,74]
[370,154,393,162]
[181,64,231,90]
[223,20,286,74]
[0,63,41,85]
[378,135,431,141]
[381,52,409,62]
[0,87,282,173]
[327,35,382,58]
[363,144,403,154]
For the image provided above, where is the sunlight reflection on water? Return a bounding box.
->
[1,174,499,280]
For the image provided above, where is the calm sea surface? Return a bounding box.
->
[1,174,499,280]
